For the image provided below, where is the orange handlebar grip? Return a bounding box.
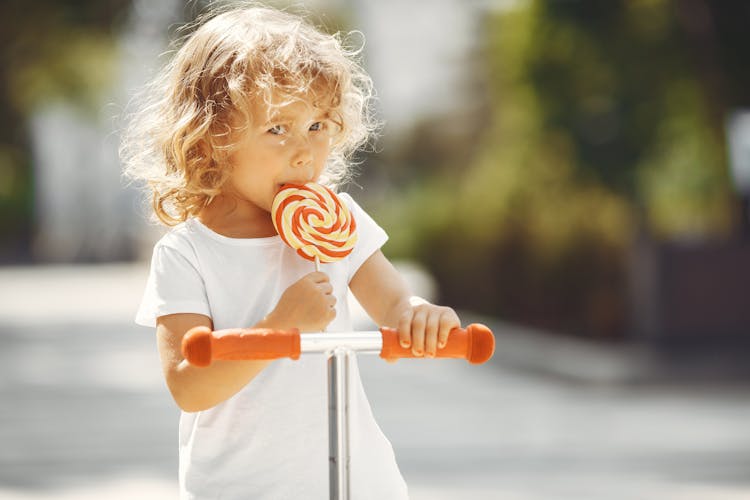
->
[379,323,495,364]
[182,326,301,367]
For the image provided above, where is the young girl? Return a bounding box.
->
[122,4,461,499]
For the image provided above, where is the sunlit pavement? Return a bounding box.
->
[1,264,750,499]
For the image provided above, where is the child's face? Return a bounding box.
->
[226,92,335,213]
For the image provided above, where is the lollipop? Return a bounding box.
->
[272,183,358,270]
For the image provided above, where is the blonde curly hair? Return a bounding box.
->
[121,4,379,226]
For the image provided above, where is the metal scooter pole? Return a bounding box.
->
[328,347,351,500]
[303,333,384,500]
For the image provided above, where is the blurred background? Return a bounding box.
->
[1,0,749,498]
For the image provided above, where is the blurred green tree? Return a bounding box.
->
[377,0,744,339]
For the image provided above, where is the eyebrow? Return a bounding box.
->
[262,111,329,127]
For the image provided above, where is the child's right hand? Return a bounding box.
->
[266,272,336,332]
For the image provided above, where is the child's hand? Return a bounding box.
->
[266,272,336,332]
[390,300,460,362]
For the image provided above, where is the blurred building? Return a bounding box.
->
[350,0,481,135]
[30,0,181,262]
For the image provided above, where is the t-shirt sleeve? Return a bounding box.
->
[135,242,211,327]
[339,192,389,283]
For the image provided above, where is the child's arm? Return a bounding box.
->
[157,272,337,412]
[156,313,275,412]
[349,250,460,358]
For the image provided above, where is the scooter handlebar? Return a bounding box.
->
[379,323,495,365]
[182,326,301,367]
[182,324,495,366]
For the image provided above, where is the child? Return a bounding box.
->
[122,4,461,499]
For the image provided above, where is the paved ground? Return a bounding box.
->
[1,263,749,499]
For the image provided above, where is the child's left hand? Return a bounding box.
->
[347,250,461,363]
[389,299,461,362]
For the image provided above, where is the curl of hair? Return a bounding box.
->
[120,4,380,226]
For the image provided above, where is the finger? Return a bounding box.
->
[397,310,412,349]
[411,308,427,356]
[319,281,334,295]
[437,311,459,349]
[424,312,441,357]
[309,271,330,283]
[326,305,337,324]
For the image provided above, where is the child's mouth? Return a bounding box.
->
[278,181,307,191]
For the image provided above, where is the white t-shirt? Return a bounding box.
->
[135,193,409,500]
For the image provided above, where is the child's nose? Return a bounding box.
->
[291,138,313,168]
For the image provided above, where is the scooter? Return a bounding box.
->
[182,323,495,500]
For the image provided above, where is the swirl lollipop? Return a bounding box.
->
[272,183,358,271]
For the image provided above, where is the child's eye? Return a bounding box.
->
[309,121,324,132]
[268,125,286,135]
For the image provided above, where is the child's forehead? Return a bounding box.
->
[251,92,330,123]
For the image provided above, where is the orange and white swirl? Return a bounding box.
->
[272,183,358,263]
